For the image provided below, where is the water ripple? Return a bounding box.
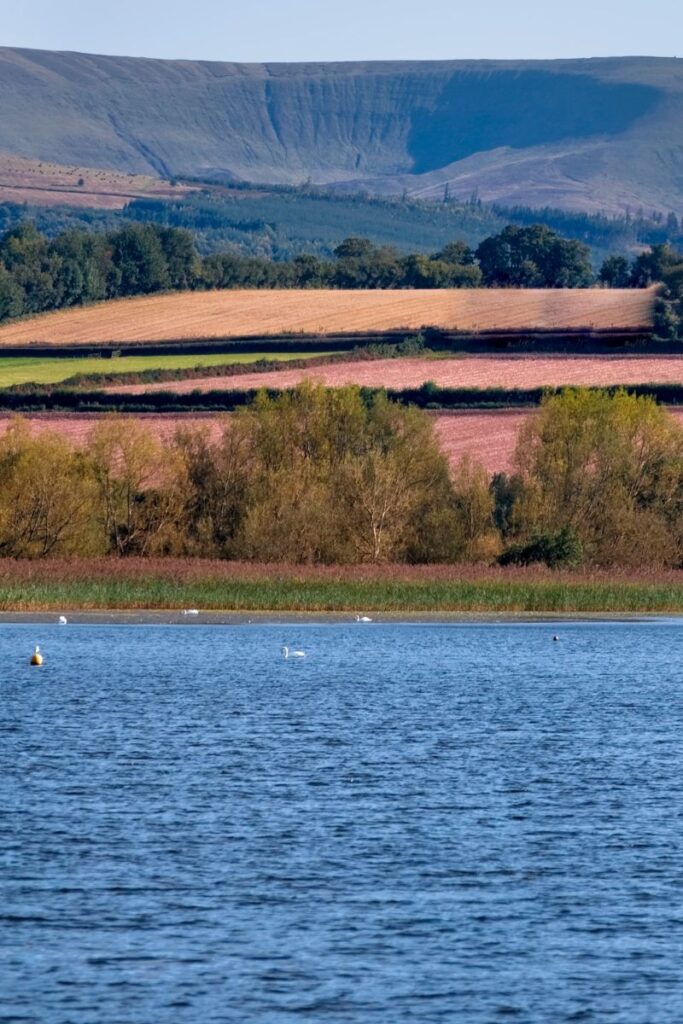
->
[1,620,683,1022]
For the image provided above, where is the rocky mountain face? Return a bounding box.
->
[0,48,682,213]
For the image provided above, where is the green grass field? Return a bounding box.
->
[0,351,335,387]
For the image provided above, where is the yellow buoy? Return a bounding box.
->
[30,645,43,666]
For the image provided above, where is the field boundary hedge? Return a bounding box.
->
[1,382,682,413]
[59,342,420,389]
[0,327,670,360]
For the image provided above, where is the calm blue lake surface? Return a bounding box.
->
[2,619,683,1023]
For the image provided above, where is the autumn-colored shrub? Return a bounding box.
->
[0,386,680,568]
[505,388,683,567]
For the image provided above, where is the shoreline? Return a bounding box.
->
[0,610,680,626]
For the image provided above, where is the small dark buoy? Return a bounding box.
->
[552,635,560,642]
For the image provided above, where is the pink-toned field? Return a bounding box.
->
[432,411,534,473]
[110,354,683,395]
[0,287,656,346]
[436,408,683,472]
[5,408,683,476]
[0,414,226,449]
[0,411,523,472]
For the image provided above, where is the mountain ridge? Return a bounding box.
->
[0,48,682,214]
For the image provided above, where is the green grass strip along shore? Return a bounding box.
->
[1,569,683,613]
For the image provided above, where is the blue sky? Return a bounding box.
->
[3,0,682,62]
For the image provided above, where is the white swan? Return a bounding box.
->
[183,609,200,616]
[282,646,306,658]
[356,614,372,622]
[58,615,67,625]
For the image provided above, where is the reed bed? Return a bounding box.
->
[0,560,681,613]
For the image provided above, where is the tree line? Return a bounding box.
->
[2,220,682,331]
[0,386,680,568]
[614,244,683,340]
[492,204,683,256]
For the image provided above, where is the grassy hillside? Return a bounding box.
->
[0,154,191,209]
[0,50,682,214]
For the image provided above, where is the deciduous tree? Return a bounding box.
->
[88,417,185,556]
[0,420,100,557]
[510,389,683,567]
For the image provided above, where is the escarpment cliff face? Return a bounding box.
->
[0,49,681,213]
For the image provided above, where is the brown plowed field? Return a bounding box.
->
[110,354,683,395]
[0,287,656,346]
[4,408,683,476]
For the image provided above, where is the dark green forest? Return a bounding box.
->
[2,187,682,262]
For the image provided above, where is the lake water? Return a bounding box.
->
[2,619,683,1023]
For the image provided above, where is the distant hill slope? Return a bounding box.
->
[0,153,192,209]
[0,49,682,214]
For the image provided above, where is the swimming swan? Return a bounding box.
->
[355,615,372,622]
[58,615,67,625]
[281,646,306,658]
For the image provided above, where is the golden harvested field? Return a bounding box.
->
[0,287,657,347]
[109,354,683,395]
[4,409,683,476]
[0,153,191,210]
